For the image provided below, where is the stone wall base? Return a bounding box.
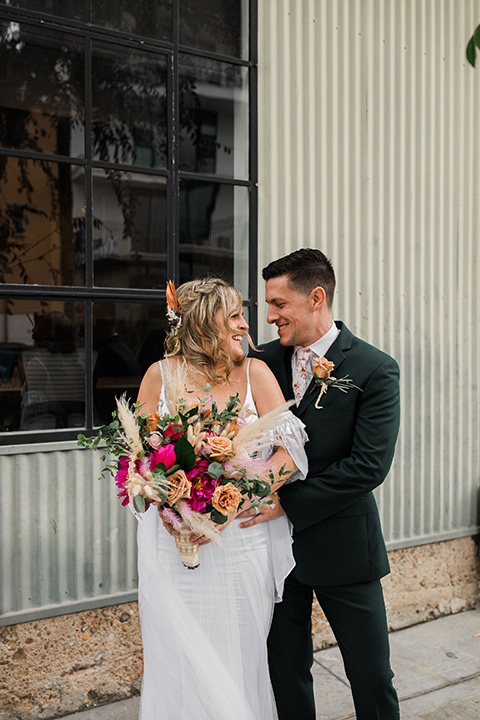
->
[1,536,478,719]
[312,535,480,649]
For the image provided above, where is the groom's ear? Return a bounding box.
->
[311,286,326,310]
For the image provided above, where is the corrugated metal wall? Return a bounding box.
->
[257,0,480,548]
[0,443,138,625]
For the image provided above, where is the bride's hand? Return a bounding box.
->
[190,513,237,546]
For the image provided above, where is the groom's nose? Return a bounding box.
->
[266,305,278,324]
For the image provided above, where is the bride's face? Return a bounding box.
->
[215,307,249,361]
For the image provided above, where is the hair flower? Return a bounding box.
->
[166,280,182,336]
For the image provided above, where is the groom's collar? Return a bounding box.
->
[293,321,340,361]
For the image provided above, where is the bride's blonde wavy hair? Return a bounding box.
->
[164,278,254,385]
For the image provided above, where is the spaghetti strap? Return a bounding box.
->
[244,358,255,413]
[158,359,165,382]
[157,360,167,414]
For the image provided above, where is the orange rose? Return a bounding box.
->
[212,483,242,516]
[205,435,235,461]
[312,356,335,380]
[167,469,192,505]
[145,412,160,433]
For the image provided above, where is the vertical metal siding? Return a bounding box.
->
[0,446,138,624]
[258,0,480,547]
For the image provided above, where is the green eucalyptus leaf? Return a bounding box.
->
[132,495,146,513]
[254,480,271,498]
[153,465,167,481]
[155,486,169,504]
[207,462,224,479]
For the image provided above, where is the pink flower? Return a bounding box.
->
[186,460,218,511]
[164,424,183,442]
[147,432,162,449]
[115,457,130,506]
[151,443,176,471]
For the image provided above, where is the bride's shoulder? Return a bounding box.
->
[248,358,284,412]
[248,357,278,386]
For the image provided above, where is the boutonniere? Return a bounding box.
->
[311,357,362,409]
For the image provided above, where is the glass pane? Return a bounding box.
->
[92,42,168,168]
[0,1,84,21]
[92,1,172,42]
[91,170,167,289]
[0,22,85,157]
[0,299,85,433]
[180,0,248,59]
[0,158,85,286]
[93,300,167,425]
[179,181,249,298]
[179,55,248,179]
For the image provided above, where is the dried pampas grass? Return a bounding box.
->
[116,394,143,456]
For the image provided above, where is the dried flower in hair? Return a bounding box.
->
[166,280,182,335]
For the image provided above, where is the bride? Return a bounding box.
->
[135,278,308,720]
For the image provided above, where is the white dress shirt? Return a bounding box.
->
[291,321,340,375]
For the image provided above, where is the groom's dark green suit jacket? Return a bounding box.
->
[251,322,400,587]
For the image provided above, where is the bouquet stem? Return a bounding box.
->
[174,524,200,569]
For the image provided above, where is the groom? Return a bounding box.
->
[242,248,401,720]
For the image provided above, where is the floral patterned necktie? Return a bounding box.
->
[293,347,312,405]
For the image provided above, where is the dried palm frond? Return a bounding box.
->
[161,359,192,415]
[176,500,224,546]
[116,394,143,456]
[232,401,295,458]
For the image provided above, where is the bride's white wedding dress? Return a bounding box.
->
[137,360,308,720]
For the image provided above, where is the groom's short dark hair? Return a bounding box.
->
[262,248,336,307]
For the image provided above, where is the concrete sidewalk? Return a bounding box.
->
[61,607,480,720]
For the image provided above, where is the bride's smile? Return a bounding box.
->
[215,307,249,362]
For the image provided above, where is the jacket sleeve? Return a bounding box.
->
[279,356,400,533]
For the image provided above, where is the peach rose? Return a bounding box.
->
[205,435,235,461]
[312,356,335,380]
[145,412,160,433]
[211,483,242,515]
[167,469,192,505]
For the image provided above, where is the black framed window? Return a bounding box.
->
[0,0,257,442]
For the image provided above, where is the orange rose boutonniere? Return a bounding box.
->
[311,357,362,409]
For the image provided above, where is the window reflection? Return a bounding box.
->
[0,1,84,21]
[0,300,85,432]
[93,301,166,425]
[92,42,168,168]
[92,1,172,42]
[0,22,85,157]
[180,0,248,59]
[0,158,85,286]
[91,171,167,289]
[0,299,168,433]
[179,56,249,179]
[179,181,248,297]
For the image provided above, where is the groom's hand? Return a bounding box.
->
[237,496,285,528]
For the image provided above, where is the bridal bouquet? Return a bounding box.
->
[78,362,292,568]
